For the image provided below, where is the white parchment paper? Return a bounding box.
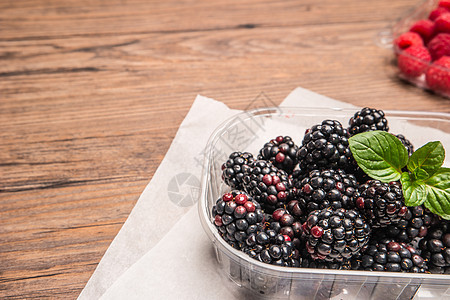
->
[78,95,239,299]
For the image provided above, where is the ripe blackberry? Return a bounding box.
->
[384,206,436,243]
[221,151,255,190]
[348,107,389,136]
[270,207,304,243]
[299,255,346,269]
[296,120,353,172]
[285,199,306,224]
[257,136,299,173]
[355,180,408,228]
[295,169,358,214]
[395,134,414,156]
[361,238,427,273]
[243,227,300,267]
[419,221,450,274]
[212,190,265,250]
[243,160,295,212]
[299,246,362,270]
[303,208,371,263]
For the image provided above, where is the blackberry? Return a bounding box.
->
[212,190,265,250]
[299,247,362,270]
[419,221,450,274]
[300,255,346,269]
[296,120,353,172]
[244,160,295,212]
[295,169,358,214]
[384,205,436,243]
[221,151,255,190]
[257,136,299,173]
[361,238,427,273]
[395,134,414,156]
[271,207,304,242]
[355,180,408,228]
[243,227,300,267]
[303,208,371,263]
[285,199,306,223]
[348,107,389,136]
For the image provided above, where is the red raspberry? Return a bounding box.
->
[434,13,450,34]
[429,7,449,21]
[393,32,423,51]
[439,0,450,10]
[426,56,450,95]
[410,19,435,44]
[427,33,450,60]
[397,46,431,78]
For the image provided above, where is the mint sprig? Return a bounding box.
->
[349,131,450,220]
[349,131,408,182]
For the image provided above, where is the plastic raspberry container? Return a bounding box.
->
[199,107,450,300]
[380,0,450,98]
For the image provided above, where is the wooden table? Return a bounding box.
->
[1,0,449,298]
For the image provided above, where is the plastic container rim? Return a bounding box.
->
[199,106,450,282]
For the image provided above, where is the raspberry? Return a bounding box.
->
[439,0,450,10]
[428,33,450,60]
[409,19,435,44]
[429,7,449,21]
[426,56,450,95]
[393,32,423,51]
[397,46,431,78]
[434,13,450,34]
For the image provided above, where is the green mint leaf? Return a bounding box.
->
[423,167,450,220]
[412,168,430,181]
[407,141,445,179]
[349,131,408,182]
[401,172,427,206]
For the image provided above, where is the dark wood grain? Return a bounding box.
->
[1,0,449,298]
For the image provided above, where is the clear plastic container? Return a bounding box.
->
[382,0,450,98]
[199,107,450,300]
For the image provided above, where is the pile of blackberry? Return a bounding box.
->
[210,107,448,275]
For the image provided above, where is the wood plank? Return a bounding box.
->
[0,0,416,39]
